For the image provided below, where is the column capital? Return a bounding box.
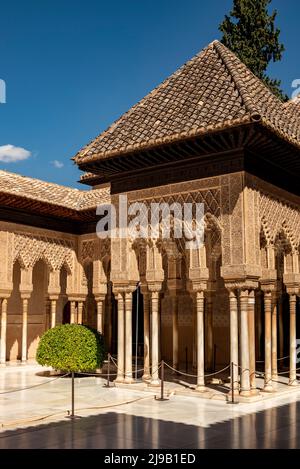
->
[68,295,86,302]
[147,282,162,293]
[187,280,207,294]
[283,273,300,295]
[95,294,106,303]
[0,289,12,299]
[48,295,59,301]
[20,293,31,300]
[260,280,277,294]
[112,283,130,295]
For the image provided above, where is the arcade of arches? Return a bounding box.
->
[0,172,300,397]
[1,40,300,398]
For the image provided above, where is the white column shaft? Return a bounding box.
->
[264,292,273,392]
[116,293,125,383]
[289,294,297,386]
[230,291,239,394]
[21,298,28,362]
[97,300,104,334]
[240,290,251,396]
[125,292,134,383]
[0,299,8,365]
[51,300,56,329]
[172,297,179,370]
[196,291,205,391]
[150,291,160,385]
[77,302,83,325]
[142,293,150,380]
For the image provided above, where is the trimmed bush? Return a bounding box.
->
[36,324,105,372]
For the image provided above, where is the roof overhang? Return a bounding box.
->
[78,121,300,196]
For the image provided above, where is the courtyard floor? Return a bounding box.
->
[1,364,300,448]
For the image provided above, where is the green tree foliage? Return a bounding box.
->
[36,324,105,372]
[219,0,287,100]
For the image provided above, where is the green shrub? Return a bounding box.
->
[36,324,105,372]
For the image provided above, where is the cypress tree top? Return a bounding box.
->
[219,0,286,101]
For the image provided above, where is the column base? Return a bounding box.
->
[149,379,160,387]
[272,374,278,381]
[114,376,125,384]
[263,383,274,393]
[142,374,151,382]
[288,379,299,387]
[0,363,6,368]
[250,388,259,396]
[240,389,252,397]
[21,360,27,365]
[195,384,206,393]
[124,377,135,384]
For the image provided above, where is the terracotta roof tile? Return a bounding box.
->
[74,40,300,165]
[0,170,110,211]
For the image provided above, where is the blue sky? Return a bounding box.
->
[0,0,299,188]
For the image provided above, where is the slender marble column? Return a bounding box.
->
[172,297,179,371]
[240,290,251,396]
[230,291,239,394]
[255,290,263,361]
[278,295,284,359]
[264,292,273,392]
[196,291,205,392]
[142,293,151,381]
[205,293,214,371]
[0,299,7,365]
[70,301,76,324]
[51,300,57,329]
[248,290,256,392]
[115,293,125,383]
[289,294,298,386]
[97,300,104,334]
[77,301,83,325]
[150,291,160,386]
[124,292,134,384]
[271,294,278,380]
[21,298,29,362]
[107,290,113,352]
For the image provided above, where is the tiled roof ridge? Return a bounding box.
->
[212,41,261,121]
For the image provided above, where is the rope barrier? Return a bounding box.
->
[76,371,119,378]
[256,355,290,364]
[164,361,230,378]
[0,373,70,395]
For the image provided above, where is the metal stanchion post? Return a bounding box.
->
[227,362,238,405]
[66,371,81,419]
[155,361,168,401]
[104,353,111,388]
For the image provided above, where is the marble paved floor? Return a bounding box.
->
[1,365,300,448]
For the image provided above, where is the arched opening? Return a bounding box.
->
[7,260,22,361]
[27,259,48,359]
[205,215,226,368]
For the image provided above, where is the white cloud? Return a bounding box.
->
[0,144,31,163]
[51,160,64,169]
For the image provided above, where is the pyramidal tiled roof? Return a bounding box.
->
[74,40,300,165]
[0,170,110,211]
